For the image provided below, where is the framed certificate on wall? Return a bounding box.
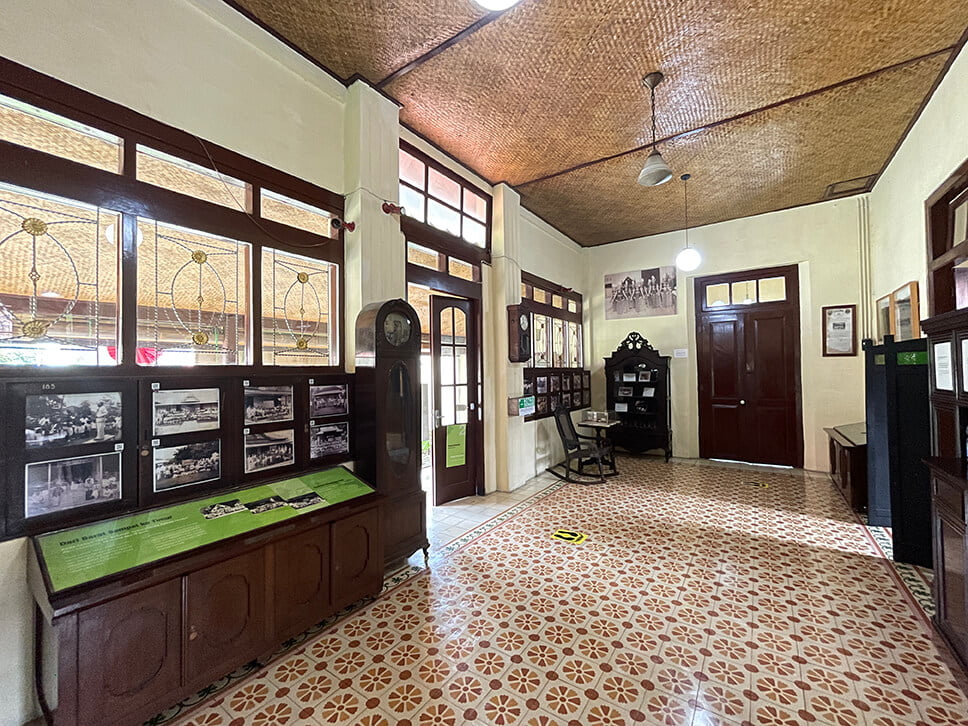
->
[822,305,857,356]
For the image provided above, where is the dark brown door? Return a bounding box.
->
[696,265,802,467]
[272,525,331,639]
[331,506,383,609]
[431,295,480,504]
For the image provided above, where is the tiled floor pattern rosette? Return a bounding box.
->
[161,457,968,726]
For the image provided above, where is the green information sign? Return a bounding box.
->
[37,467,374,593]
[897,351,928,366]
[445,424,467,468]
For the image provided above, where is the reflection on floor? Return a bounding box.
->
[155,457,968,726]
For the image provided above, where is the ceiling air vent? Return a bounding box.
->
[824,175,877,200]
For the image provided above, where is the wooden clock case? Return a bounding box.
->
[354,299,429,564]
[507,303,532,363]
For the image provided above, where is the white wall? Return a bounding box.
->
[870,44,968,319]
[0,2,349,724]
[584,198,867,472]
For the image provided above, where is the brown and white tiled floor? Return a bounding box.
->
[159,458,968,726]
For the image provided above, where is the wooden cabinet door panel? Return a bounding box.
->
[935,507,968,658]
[332,507,382,609]
[185,548,267,685]
[273,526,330,639]
[77,579,181,726]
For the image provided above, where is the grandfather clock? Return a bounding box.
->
[354,299,428,564]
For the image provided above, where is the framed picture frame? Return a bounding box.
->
[875,295,893,344]
[891,281,920,342]
[822,304,857,356]
[617,386,634,397]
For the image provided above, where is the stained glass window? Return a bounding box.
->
[261,247,338,366]
[0,183,119,366]
[136,219,250,365]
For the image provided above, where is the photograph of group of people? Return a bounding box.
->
[604,266,677,320]
[153,388,219,436]
[310,422,349,459]
[25,451,121,518]
[154,440,221,492]
[244,385,293,425]
[26,392,122,449]
[244,429,295,473]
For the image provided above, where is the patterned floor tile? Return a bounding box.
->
[148,457,968,726]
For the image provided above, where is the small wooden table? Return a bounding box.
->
[824,422,867,512]
[577,420,620,476]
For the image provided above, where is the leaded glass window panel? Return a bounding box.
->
[0,183,119,366]
[262,247,338,366]
[136,219,250,366]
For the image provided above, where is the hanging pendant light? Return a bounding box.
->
[637,72,673,187]
[675,173,702,271]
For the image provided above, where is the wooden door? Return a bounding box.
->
[431,296,480,504]
[696,265,802,467]
[272,525,330,639]
[184,548,267,686]
[77,579,181,726]
[331,507,383,609]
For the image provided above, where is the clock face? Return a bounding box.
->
[520,314,529,331]
[384,312,412,347]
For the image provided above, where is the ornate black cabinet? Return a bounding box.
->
[354,299,428,564]
[604,332,672,460]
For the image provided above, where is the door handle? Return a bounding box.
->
[434,410,442,426]
[469,402,476,411]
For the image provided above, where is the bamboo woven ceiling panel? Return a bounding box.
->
[224,0,968,246]
[518,54,948,246]
[231,0,486,82]
[386,0,968,185]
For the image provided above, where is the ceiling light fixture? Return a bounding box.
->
[472,0,522,11]
[675,174,702,272]
[637,71,673,187]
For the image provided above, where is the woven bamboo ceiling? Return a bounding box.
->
[227,0,968,246]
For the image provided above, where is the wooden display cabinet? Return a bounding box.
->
[603,332,672,460]
[28,472,382,726]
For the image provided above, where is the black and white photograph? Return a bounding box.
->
[309,384,348,418]
[638,371,653,382]
[583,372,591,389]
[153,388,220,436]
[200,499,246,519]
[286,492,325,509]
[617,386,634,397]
[615,402,629,413]
[572,373,582,390]
[536,376,548,394]
[153,440,221,492]
[26,392,122,449]
[604,266,677,320]
[245,429,295,473]
[536,396,548,414]
[622,372,637,382]
[245,495,285,514]
[310,421,349,459]
[244,385,293,425]
[550,375,560,393]
[523,378,534,396]
[642,387,656,398]
[25,452,121,518]
[562,375,571,391]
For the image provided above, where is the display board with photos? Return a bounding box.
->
[3,380,139,536]
[522,368,592,422]
[0,372,354,538]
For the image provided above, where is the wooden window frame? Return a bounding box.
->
[0,57,345,374]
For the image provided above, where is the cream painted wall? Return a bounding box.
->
[0,0,346,193]
[584,198,867,472]
[870,44,968,320]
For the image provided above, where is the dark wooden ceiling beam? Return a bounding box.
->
[515,46,955,188]
[377,13,503,89]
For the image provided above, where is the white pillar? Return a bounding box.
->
[342,80,405,369]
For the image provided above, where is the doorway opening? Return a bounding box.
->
[695,264,803,467]
[407,282,482,505]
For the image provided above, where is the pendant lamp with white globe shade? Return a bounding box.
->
[637,72,673,187]
[675,174,702,272]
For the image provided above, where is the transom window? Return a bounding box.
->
[399,142,490,249]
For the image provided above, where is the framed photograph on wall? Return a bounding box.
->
[822,304,857,356]
[244,429,295,473]
[244,385,293,425]
[153,388,220,436]
[891,281,920,341]
[875,295,893,344]
[153,440,221,492]
[25,451,122,519]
